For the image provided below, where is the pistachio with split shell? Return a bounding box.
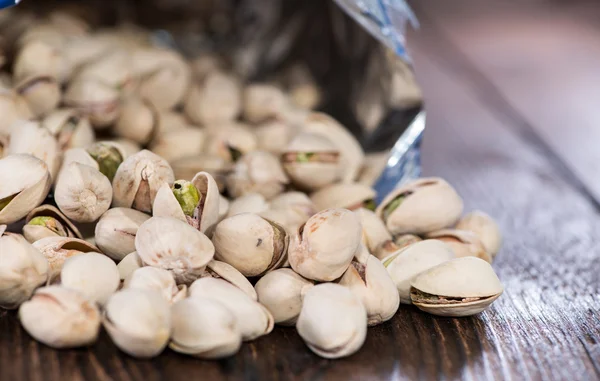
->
[227,151,289,200]
[226,193,269,218]
[456,211,502,258]
[86,141,125,182]
[19,286,101,348]
[112,150,175,213]
[103,289,171,358]
[212,213,288,277]
[426,229,492,263]
[124,267,186,304]
[382,239,456,304]
[0,232,48,309]
[311,183,376,212]
[13,40,63,82]
[282,132,341,191]
[170,155,231,192]
[288,208,362,282]
[54,162,112,223]
[113,97,158,145]
[0,154,52,224]
[60,252,120,305]
[153,172,220,235]
[184,70,241,125]
[117,251,143,280]
[242,84,290,124]
[204,123,257,163]
[170,297,242,359]
[7,120,60,180]
[303,112,364,183]
[339,254,399,326]
[353,208,394,260]
[394,234,422,249]
[255,268,314,326]
[189,277,274,341]
[32,236,100,280]
[0,90,32,136]
[95,208,151,261]
[254,120,296,155]
[63,78,120,129]
[296,283,367,359]
[202,259,257,301]
[410,257,503,317]
[376,177,464,235]
[135,217,215,284]
[14,75,61,117]
[42,109,95,151]
[148,128,206,163]
[23,205,82,243]
[257,208,301,234]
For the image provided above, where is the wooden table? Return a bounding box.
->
[2,1,600,379]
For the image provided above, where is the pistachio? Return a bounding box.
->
[456,211,502,258]
[172,180,200,217]
[117,252,143,280]
[103,289,171,358]
[113,97,158,145]
[226,151,289,200]
[296,283,367,359]
[6,120,60,180]
[254,120,296,155]
[32,236,100,281]
[226,193,269,218]
[14,75,61,118]
[426,229,492,263]
[23,205,82,243]
[202,259,257,301]
[410,257,503,317]
[148,128,206,163]
[94,208,150,261]
[204,123,257,163]
[170,297,242,359]
[60,252,120,305]
[76,50,134,95]
[0,90,32,137]
[353,208,393,260]
[124,267,186,304]
[184,70,242,125]
[242,84,289,124]
[189,277,274,341]
[86,141,124,182]
[269,192,316,226]
[311,183,376,212]
[19,286,101,348]
[281,64,321,110]
[42,109,95,151]
[13,40,63,82]
[255,268,314,326]
[376,177,464,235]
[63,78,120,129]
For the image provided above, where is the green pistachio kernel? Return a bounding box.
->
[87,143,124,182]
[383,195,405,221]
[296,152,314,163]
[363,199,376,211]
[0,194,16,211]
[28,216,67,236]
[172,180,201,217]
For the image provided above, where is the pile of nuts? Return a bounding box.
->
[0,11,503,360]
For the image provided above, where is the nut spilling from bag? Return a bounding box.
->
[0,10,504,361]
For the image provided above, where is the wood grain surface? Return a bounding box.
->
[2,1,600,380]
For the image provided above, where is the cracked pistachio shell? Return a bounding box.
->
[213,213,289,277]
[311,183,376,212]
[63,78,120,129]
[170,155,231,193]
[258,208,303,233]
[19,286,101,348]
[426,229,492,263]
[288,208,362,282]
[149,128,206,162]
[13,40,63,82]
[226,193,269,218]
[255,268,314,326]
[296,283,367,359]
[112,150,175,213]
[0,154,52,224]
[0,233,48,309]
[60,252,120,305]
[103,289,171,358]
[23,204,82,243]
[254,120,296,155]
[204,123,257,163]
[15,75,60,118]
[382,240,455,304]
[0,90,32,136]
[153,171,220,235]
[117,251,143,280]
[124,267,186,304]
[339,254,400,326]
[203,259,257,301]
[456,211,502,258]
[54,162,112,223]
[227,151,289,200]
[242,84,290,124]
[95,208,150,261]
[410,257,503,317]
[189,277,274,341]
[304,113,364,183]
[282,132,341,191]
[42,109,95,151]
[113,97,158,145]
[376,177,464,235]
[135,217,215,284]
[32,236,100,281]
[170,297,242,359]
[184,70,241,125]
[7,120,60,180]
[76,50,134,94]
[354,208,393,259]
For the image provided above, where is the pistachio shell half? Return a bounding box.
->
[124,266,186,304]
[95,208,150,261]
[456,211,502,258]
[203,259,257,301]
[42,109,95,151]
[23,204,82,243]
[32,236,100,281]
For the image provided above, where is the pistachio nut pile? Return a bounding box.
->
[0,11,504,360]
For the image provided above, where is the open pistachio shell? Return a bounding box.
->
[32,236,100,281]
[376,177,464,235]
[255,268,314,326]
[0,154,52,224]
[23,204,82,243]
[94,208,150,261]
[354,208,393,259]
[203,259,257,301]
[242,84,290,124]
[226,151,289,200]
[189,277,274,341]
[15,75,61,118]
[288,208,362,282]
[296,283,367,359]
[184,70,241,125]
[204,123,257,163]
[382,240,456,304]
[149,128,206,163]
[7,120,60,180]
[42,109,95,151]
[410,257,503,317]
[226,193,269,218]
[135,216,215,284]
[456,211,502,258]
[426,229,492,263]
[212,213,289,277]
[311,183,376,212]
[124,267,186,304]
